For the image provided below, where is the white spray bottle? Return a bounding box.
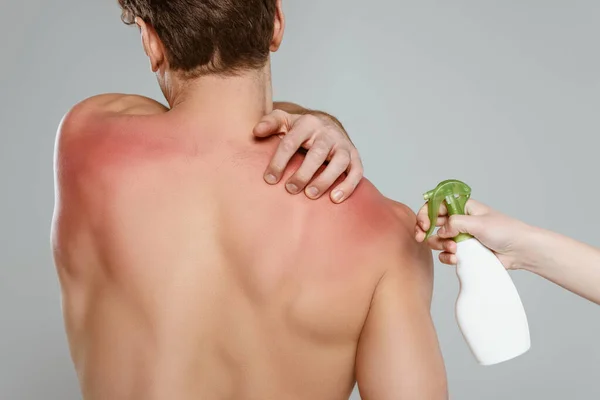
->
[423,180,531,366]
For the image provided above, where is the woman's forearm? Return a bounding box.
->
[523,227,600,304]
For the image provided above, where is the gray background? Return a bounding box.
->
[1,0,598,399]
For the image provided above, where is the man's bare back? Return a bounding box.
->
[52,95,447,399]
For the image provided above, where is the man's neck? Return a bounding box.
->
[162,65,274,133]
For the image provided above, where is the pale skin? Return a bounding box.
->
[415,199,600,305]
[51,1,447,399]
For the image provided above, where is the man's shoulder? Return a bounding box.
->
[345,180,417,238]
[51,95,173,276]
[54,95,178,207]
[328,181,422,261]
[386,199,418,226]
[325,187,433,302]
[346,187,431,275]
[58,93,172,154]
[57,93,166,152]
[376,200,423,257]
[57,93,167,140]
[66,93,168,119]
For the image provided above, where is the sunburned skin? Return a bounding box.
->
[52,95,447,400]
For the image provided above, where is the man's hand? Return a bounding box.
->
[253,105,363,204]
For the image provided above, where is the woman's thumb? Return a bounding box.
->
[438,215,481,239]
[465,199,491,216]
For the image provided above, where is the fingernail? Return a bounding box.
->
[265,174,277,184]
[286,183,299,194]
[256,122,269,131]
[307,187,319,198]
[332,190,344,203]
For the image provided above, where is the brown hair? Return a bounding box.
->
[118,0,278,77]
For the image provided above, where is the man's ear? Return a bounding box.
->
[135,17,165,72]
[270,0,285,52]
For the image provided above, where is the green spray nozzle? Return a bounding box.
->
[423,179,474,243]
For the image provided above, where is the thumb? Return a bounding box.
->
[438,215,483,239]
[253,110,295,138]
[464,199,491,216]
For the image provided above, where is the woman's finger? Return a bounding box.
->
[416,202,449,231]
[439,252,458,266]
[426,235,446,251]
[426,236,458,253]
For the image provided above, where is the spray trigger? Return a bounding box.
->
[422,179,473,242]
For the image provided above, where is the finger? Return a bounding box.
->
[301,149,352,200]
[416,202,449,231]
[435,216,449,227]
[439,252,458,266]
[285,140,333,194]
[426,236,458,252]
[328,149,364,203]
[465,199,491,216]
[438,219,460,239]
[263,127,314,185]
[253,110,298,138]
[416,204,430,231]
[415,213,449,242]
[415,225,427,243]
[289,114,326,149]
[443,238,457,253]
[438,215,482,239]
[426,235,446,251]
[416,199,487,230]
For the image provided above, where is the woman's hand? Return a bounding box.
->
[415,199,535,270]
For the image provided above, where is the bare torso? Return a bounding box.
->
[52,97,417,400]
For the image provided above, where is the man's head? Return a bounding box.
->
[118,0,285,80]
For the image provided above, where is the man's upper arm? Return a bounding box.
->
[355,228,448,400]
[52,94,163,265]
